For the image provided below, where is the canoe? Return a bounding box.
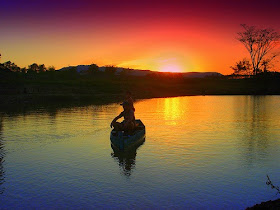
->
[110,119,145,151]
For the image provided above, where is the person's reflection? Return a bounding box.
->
[111,140,145,177]
[0,114,5,194]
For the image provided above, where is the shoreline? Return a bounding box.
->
[247,198,280,209]
[1,76,280,109]
[1,92,279,106]
[0,92,279,115]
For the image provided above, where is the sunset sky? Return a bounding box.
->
[1,0,280,74]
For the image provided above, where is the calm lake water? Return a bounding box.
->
[1,96,280,209]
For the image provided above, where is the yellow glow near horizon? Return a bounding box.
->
[118,52,192,73]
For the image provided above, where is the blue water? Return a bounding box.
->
[1,96,280,209]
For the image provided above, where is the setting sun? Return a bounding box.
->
[158,57,185,72]
[159,63,183,72]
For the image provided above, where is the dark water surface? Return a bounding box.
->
[1,96,280,209]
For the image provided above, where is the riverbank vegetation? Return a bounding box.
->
[1,60,280,107]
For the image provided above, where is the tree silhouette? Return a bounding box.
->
[237,24,280,75]
[21,67,27,74]
[38,64,46,73]
[231,58,252,75]
[3,61,12,69]
[105,65,117,75]
[2,61,20,72]
[87,63,99,74]
[28,63,39,73]
[47,66,56,72]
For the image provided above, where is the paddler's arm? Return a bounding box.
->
[110,112,123,127]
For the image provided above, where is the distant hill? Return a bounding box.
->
[58,65,223,78]
[181,72,223,78]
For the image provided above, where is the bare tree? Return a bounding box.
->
[266,175,280,195]
[237,24,280,75]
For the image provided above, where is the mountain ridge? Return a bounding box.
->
[59,64,223,78]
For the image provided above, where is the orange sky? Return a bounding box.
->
[1,0,280,74]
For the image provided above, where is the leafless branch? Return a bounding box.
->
[266,175,280,195]
[237,24,280,75]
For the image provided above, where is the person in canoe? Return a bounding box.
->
[110,101,135,134]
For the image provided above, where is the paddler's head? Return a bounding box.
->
[125,91,132,98]
[120,101,130,111]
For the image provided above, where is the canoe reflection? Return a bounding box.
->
[111,139,145,176]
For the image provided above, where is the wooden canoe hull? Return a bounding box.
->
[110,119,145,151]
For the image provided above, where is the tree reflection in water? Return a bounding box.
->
[111,139,145,177]
[235,96,271,165]
[0,114,5,194]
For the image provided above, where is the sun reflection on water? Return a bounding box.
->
[163,97,183,125]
